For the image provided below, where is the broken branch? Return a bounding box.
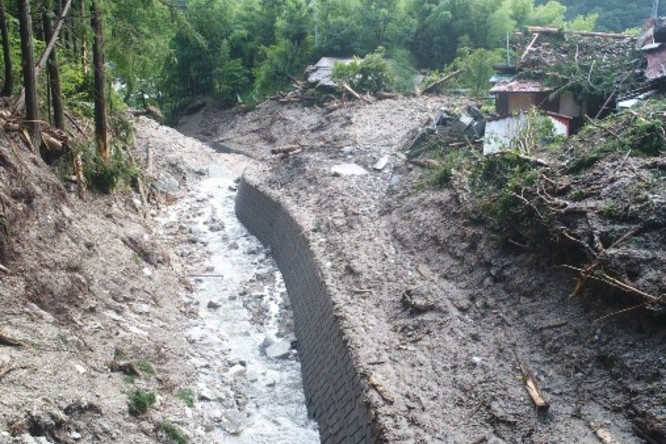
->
[516,355,549,411]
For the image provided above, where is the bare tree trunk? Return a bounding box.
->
[12,0,73,114]
[80,0,89,74]
[43,3,65,131]
[0,0,12,97]
[17,0,41,150]
[91,1,108,161]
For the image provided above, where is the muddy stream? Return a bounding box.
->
[157,163,319,443]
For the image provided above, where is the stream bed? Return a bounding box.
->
[159,164,319,444]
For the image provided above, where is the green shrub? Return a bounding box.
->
[135,359,154,375]
[128,389,156,415]
[80,147,140,194]
[176,388,195,408]
[331,48,393,94]
[159,421,187,444]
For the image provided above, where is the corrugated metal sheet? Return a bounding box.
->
[483,113,568,155]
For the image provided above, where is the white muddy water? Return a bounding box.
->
[158,164,319,444]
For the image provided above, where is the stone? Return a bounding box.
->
[265,341,292,360]
[373,156,390,171]
[207,300,221,310]
[220,410,250,436]
[331,163,368,176]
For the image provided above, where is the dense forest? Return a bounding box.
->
[0,0,653,128]
[548,0,653,32]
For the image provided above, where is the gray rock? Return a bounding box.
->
[154,172,180,193]
[207,300,221,310]
[265,341,292,360]
[331,163,368,176]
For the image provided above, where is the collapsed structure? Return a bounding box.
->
[486,26,637,154]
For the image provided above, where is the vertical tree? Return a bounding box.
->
[17,0,41,150]
[43,1,65,130]
[91,1,109,161]
[0,0,12,97]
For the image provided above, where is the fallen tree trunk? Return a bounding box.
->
[420,69,463,95]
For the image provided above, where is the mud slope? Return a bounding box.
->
[181,97,666,443]
[0,116,317,444]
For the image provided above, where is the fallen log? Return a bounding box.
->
[421,69,463,95]
[42,132,63,151]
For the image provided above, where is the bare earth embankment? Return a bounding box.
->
[178,96,666,443]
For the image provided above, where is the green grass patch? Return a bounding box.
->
[176,388,195,408]
[128,389,156,415]
[135,359,154,375]
[159,421,187,444]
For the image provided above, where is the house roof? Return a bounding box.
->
[490,79,553,93]
[306,57,353,88]
[515,27,635,73]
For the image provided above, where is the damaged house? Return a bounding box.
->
[485,27,636,154]
[305,57,353,90]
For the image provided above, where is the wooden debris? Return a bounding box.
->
[0,364,30,381]
[407,158,438,169]
[341,82,371,103]
[368,373,394,404]
[270,145,301,155]
[420,69,463,95]
[0,263,9,274]
[0,331,25,347]
[3,121,20,132]
[595,426,619,444]
[516,356,549,411]
[42,132,63,151]
[538,320,568,331]
[73,153,86,198]
[109,360,142,377]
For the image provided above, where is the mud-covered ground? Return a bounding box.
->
[0,116,316,444]
[178,97,666,443]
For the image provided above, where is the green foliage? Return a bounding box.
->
[452,48,503,97]
[547,0,651,32]
[159,421,187,444]
[331,49,393,93]
[80,147,139,194]
[135,359,154,375]
[176,388,195,408]
[128,389,156,415]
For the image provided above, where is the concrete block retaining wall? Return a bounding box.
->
[235,173,382,444]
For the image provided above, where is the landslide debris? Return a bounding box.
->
[182,94,666,443]
[407,99,666,315]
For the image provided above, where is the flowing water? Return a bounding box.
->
[159,164,319,444]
